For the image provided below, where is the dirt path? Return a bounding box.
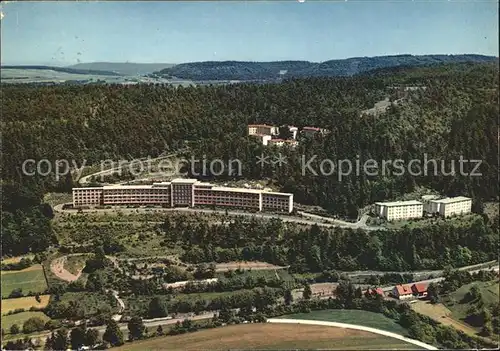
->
[215,261,289,272]
[50,256,83,282]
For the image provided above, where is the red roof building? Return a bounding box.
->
[365,287,385,297]
[393,284,413,300]
[411,283,428,297]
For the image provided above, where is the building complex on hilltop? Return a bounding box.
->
[248,124,324,147]
[424,196,472,218]
[374,200,424,221]
[375,195,472,221]
[72,179,294,213]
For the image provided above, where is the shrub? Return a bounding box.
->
[10,324,20,334]
[22,317,47,334]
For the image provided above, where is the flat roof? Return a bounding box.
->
[263,191,293,197]
[431,196,471,204]
[421,195,440,200]
[375,200,423,207]
[210,186,262,194]
[103,185,154,190]
[170,178,199,184]
[73,187,104,190]
[248,124,274,128]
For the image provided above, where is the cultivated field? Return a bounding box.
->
[1,295,51,314]
[115,323,417,350]
[1,265,48,298]
[281,309,408,334]
[1,311,51,332]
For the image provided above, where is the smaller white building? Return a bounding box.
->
[428,196,472,217]
[374,200,423,221]
[288,126,298,140]
[250,134,272,146]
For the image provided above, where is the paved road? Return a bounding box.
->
[267,318,438,350]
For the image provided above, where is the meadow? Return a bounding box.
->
[1,265,48,298]
[1,311,51,333]
[280,309,408,335]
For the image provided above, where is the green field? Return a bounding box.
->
[1,265,48,298]
[115,323,417,351]
[281,309,408,334]
[1,311,51,333]
[443,280,499,326]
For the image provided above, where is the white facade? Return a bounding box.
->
[251,134,272,146]
[73,179,294,213]
[428,196,472,217]
[421,195,440,213]
[375,200,423,221]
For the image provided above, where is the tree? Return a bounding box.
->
[219,306,234,323]
[127,316,146,341]
[481,321,493,336]
[70,326,87,350]
[103,319,124,347]
[148,296,168,318]
[303,284,312,300]
[427,282,440,303]
[10,324,20,334]
[284,289,293,306]
[52,328,69,350]
[83,328,99,347]
[22,316,46,334]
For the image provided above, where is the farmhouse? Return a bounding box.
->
[365,287,385,298]
[392,284,413,300]
[411,283,428,298]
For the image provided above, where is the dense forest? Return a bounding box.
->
[156,54,497,80]
[164,215,498,272]
[1,62,498,255]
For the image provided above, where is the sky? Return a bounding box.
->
[1,1,498,65]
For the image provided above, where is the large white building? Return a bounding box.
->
[374,200,423,221]
[427,196,472,217]
[73,179,294,213]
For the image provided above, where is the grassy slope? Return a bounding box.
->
[281,309,408,335]
[1,311,51,332]
[444,280,499,326]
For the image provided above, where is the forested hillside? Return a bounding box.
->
[1,62,498,253]
[156,54,497,80]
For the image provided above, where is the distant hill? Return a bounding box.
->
[67,62,176,76]
[1,65,122,76]
[156,54,498,80]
